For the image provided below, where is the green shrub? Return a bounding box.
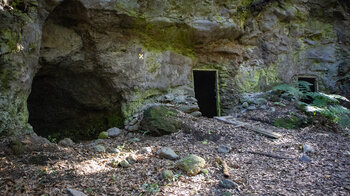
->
[273,82,350,131]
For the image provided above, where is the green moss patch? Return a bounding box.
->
[122,89,164,118]
[98,131,108,139]
[273,115,301,129]
[140,105,181,136]
[132,19,195,57]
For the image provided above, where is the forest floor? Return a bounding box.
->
[1,114,350,196]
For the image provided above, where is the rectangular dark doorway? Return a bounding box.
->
[298,76,317,103]
[193,70,218,118]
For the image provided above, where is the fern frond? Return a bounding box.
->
[273,84,302,97]
[297,81,312,93]
[329,105,350,114]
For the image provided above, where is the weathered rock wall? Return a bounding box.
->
[0,0,349,137]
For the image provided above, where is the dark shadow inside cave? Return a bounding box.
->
[193,70,218,118]
[27,0,124,141]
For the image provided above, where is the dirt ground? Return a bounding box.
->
[1,114,350,196]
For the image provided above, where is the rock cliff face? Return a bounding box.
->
[0,0,349,138]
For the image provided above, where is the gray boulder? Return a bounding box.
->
[107,127,122,137]
[126,155,136,165]
[157,147,179,160]
[247,106,257,111]
[58,138,74,147]
[190,111,202,117]
[119,160,131,168]
[93,145,106,153]
[299,155,311,162]
[177,104,199,113]
[302,144,315,154]
[217,146,230,154]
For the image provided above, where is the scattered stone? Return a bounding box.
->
[247,105,256,111]
[259,105,267,110]
[302,144,314,154]
[242,102,249,108]
[161,169,174,181]
[256,98,267,105]
[270,107,276,113]
[67,188,87,196]
[274,102,286,107]
[219,179,238,189]
[139,147,152,154]
[157,147,179,160]
[176,154,206,176]
[58,138,74,147]
[94,139,104,144]
[93,145,106,153]
[119,160,130,168]
[107,127,121,137]
[190,111,202,117]
[125,124,139,132]
[126,155,136,165]
[177,104,199,113]
[108,148,120,153]
[98,131,108,139]
[14,133,55,152]
[217,146,230,154]
[299,155,311,162]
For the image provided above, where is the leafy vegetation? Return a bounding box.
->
[273,82,350,131]
[141,183,160,194]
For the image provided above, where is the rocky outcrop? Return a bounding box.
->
[140,105,182,136]
[0,0,349,138]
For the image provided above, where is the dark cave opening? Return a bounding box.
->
[27,0,124,141]
[27,70,124,140]
[193,70,218,118]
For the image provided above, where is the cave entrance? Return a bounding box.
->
[193,70,219,118]
[298,76,317,103]
[27,0,124,141]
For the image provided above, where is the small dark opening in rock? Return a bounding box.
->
[298,76,317,103]
[193,70,218,117]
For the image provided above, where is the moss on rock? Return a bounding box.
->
[122,89,163,118]
[140,105,181,136]
[176,154,206,176]
[98,131,108,139]
[235,64,281,93]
